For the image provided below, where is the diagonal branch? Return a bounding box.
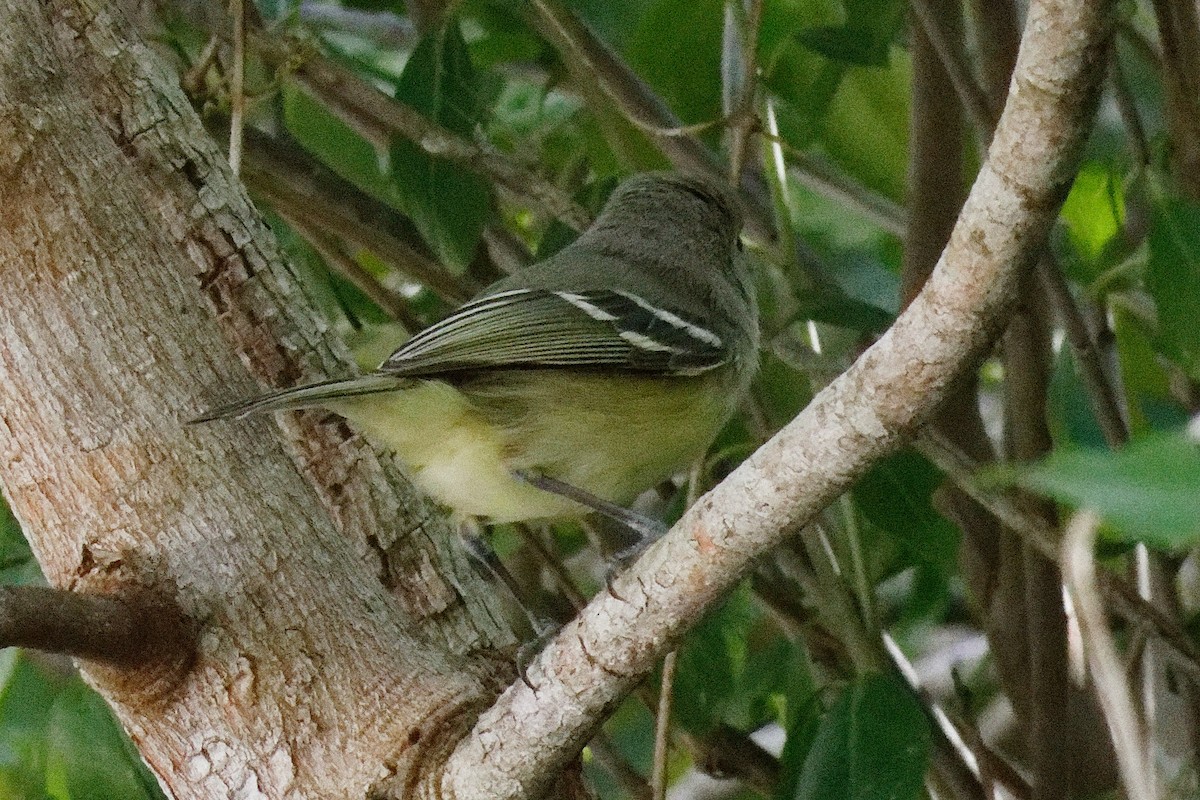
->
[435,0,1115,797]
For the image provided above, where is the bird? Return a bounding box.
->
[192,172,759,525]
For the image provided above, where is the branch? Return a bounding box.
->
[1062,512,1156,800]
[1037,257,1129,447]
[916,429,1200,685]
[0,585,195,671]
[525,0,772,236]
[0,3,510,795]
[232,123,477,303]
[280,48,594,232]
[437,1,1114,796]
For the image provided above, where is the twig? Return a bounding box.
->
[1110,54,1152,167]
[759,130,906,237]
[228,0,245,175]
[298,3,416,47]
[1148,0,1200,198]
[1036,256,1129,447]
[650,652,677,800]
[587,734,652,800]
[883,634,1015,800]
[966,0,1021,108]
[761,101,799,268]
[1062,512,1156,800]
[524,0,776,240]
[181,34,221,96]
[285,216,422,331]
[290,52,592,232]
[224,123,473,303]
[909,0,998,145]
[245,154,474,303]
[723,0,763,182]
[916,429,1200,685]
[512,524,587,611]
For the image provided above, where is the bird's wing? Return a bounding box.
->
[379,288,727,377]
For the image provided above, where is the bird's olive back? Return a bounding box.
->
[488,173,754,341]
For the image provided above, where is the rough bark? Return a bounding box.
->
[0,2,513,797]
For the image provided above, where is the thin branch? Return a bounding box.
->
[298,3,416,47]
[223,123,474,303]
[1110,53,1152,167]
[286,216,422,331]
[884,635,1019,800]
[242,149,474,304]
[0,585,195,670]
[227,0,245,175]
[767,543,986,800]
[650,651,677,800]
[181,33,221,97]
[282,49,594,232]
[760,130,906,237]
[760,101,799,277]
[1062,512,1156,800]
[966,0,1021,108]
[909,0,998,146]
[722,0,763,182]
[1037,256,1129,447]
[916,429,1200,685]
[512,523,587,612]
[523,0,775,240]
[587,734,652,800]
[1149,0,1200,198]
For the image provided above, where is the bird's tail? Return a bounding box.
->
[189,373,409,423]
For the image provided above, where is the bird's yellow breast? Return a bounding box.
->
[328,371,734,522]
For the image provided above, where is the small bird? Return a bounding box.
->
[193,172,759,524]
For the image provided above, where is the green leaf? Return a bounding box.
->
[853,450,959,572]
[1112,306,1182,436]
[1059,161,1125,282]
[793,674,930,800]
[795,25,890,67]
[1017,432,1200,549]
[45,683,163,800]
[624,0,724,128]
[1146,197,1200,381]
[0,497,41,586]
[822,53,911,201]
[390,24,492,270]
[776,656,821,800]
[0,650,60,798]
[760,0,851,131]
[281,82,396,206]
[672,585,754,733]
[1048,345,1110,449]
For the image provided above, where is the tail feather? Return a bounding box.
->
[189,373,408,423]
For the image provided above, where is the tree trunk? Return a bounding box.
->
[0,2,513,796]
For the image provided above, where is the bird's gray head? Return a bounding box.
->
[589,172,743,248]
[570,172,746,289]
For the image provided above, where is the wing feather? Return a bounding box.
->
[379,289,726,377]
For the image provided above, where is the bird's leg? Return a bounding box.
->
[458,522,556,642]
[513,470,669,546]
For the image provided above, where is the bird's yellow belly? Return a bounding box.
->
[330,371,733,523]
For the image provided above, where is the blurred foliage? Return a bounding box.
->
[6,0,1200,796]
